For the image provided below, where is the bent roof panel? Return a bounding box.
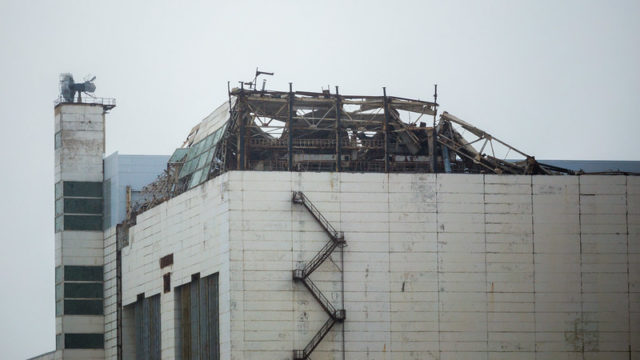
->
[191,98,234,145]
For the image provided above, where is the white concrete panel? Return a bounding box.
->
[116,172,637,360]
[59,349,105,359]
[62,315,104,333]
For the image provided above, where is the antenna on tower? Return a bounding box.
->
[59,73,97,102]
[433,84,438,127]
[252,67,274,90]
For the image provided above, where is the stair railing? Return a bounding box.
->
[292,191,346,360]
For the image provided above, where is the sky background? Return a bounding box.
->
[0,1,638,358]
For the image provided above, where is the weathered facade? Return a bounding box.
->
[116,171,639,360]
[53,102,109,359]
[35,86,639,359]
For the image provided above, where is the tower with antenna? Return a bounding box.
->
[53,73,115,357]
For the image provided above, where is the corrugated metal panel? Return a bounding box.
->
[135,300,143,360]
[190,279,200,359]
[199,277,208,358]
[149,296,161,360]
[178,285,191,360]
[142,297,150,360]
[176,273,219,360]
[207,274,219,360]
[134,295,161,359]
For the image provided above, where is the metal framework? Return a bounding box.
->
[226,86,439,174]
[131,85,575,216]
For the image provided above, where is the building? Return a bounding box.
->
[33,83,639,359]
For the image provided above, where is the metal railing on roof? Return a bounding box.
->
[54,96,116,109]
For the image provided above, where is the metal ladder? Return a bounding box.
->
[292,191,346,360]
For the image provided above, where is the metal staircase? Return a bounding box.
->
[292,191,346,360]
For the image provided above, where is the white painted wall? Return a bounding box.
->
[119,172,639,360]
[121,173,231,359]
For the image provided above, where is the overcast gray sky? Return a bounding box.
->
[0,1,638,358]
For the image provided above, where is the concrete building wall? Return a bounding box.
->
[54,104,107,359]
[120,171,639,360]
[630,177,640,355]
[121,173,232,359]
[54,105,105,183]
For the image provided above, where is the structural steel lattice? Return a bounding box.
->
[133,85,574,216]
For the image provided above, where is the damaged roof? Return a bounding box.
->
[132,86,612,215]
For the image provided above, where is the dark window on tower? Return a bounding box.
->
[175,272,219,360]
[63,215,103,231]
[64,266,103,281]
[55,181,103,232]
[64,283,103,298]
[63,182,103,197]
[64,299,103,315]
[54,131,62,149]
[64,198,103,214]
[56,265,103,316]
[64,333,104,349]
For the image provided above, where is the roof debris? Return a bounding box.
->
[132,86,579,216]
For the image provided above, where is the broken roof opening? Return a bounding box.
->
[130,84,594,217]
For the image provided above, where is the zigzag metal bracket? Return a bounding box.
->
[291,191,346,360]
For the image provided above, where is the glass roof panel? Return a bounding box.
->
[168,148,189,164]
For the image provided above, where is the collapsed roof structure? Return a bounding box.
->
[44,73,639,360]
[134,86,576,214]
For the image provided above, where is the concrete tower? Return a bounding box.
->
[53,93,114,358]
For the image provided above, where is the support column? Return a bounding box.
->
[288,83,294,171]
[335,86,342,172]
[382,87,390,173]
[237,87,245,170]
[431,84,438,173]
